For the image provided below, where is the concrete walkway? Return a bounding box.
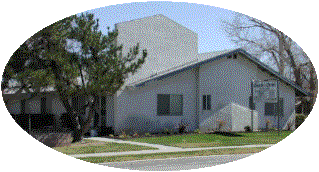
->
[70,137,274,158]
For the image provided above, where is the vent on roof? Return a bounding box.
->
[233,54,237,59]
[227,54,237,59]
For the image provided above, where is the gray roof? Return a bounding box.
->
[3,48,308,96]
[3,86,55,95]
[127,48,308,96]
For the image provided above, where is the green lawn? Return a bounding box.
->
[78,147,268,163]
[127,131,293,148]
[53,139,157,155]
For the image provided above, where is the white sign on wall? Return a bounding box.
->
[253,80,278,103]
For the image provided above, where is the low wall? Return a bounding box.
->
[31,127,73,147]
[231,103,258,131]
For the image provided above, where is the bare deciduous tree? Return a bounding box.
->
[223,13,317,114]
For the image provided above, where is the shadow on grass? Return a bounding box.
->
[212,131,243,137]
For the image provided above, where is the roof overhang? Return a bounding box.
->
[128,48,309,96]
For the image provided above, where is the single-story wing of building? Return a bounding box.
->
[3,14,308,135]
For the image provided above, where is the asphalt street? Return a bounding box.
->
[100,153,253,171]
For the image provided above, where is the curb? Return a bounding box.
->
[98,153,255,165]
[70,144,273,158]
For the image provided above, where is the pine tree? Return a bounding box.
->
[2,13,147,142]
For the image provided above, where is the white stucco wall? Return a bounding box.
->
[198,53,296,131]
[105,95,114,127]
[114,68,197,135]
[199,102,232,132]
[116,14,198,85]
[113,14,200,135]
[231,103,258,131]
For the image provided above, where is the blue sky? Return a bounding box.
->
[86,1,238,53]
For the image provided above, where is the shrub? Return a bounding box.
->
[264,119,272,131]
[109,134,114,138]
[163,128,170,135]
[244,125,252,132]
[178,122,189,134]
[118,135,126,139]
[295,114,307,129]
[145,132,151,137]
[118,131,127,139]
[216,120,227,131]
[194,129,201,134]
[286,122,293,131]
[270,127,277,131]
[60,113,73,129]
[133,132,139,138]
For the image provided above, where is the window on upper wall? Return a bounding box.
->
[203,95,211,110]
[157,94,183,116]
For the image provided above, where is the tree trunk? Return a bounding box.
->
[81,94,99,135]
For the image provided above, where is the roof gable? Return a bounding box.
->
[129,48,308,96]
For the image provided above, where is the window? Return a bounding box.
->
[157,94,183,116]
[265,98,284,116]
[203,95,211,110]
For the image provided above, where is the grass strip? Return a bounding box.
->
[53,139,157,155]
[77,147,268,163]
[128,131,292,148]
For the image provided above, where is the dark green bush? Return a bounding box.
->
[178,123,189,134]
[295,114,307,129]
[244,125,252,132]
[11,113,55,131]
[60,113,73,129]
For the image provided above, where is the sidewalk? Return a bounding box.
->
[70,137,273,158]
